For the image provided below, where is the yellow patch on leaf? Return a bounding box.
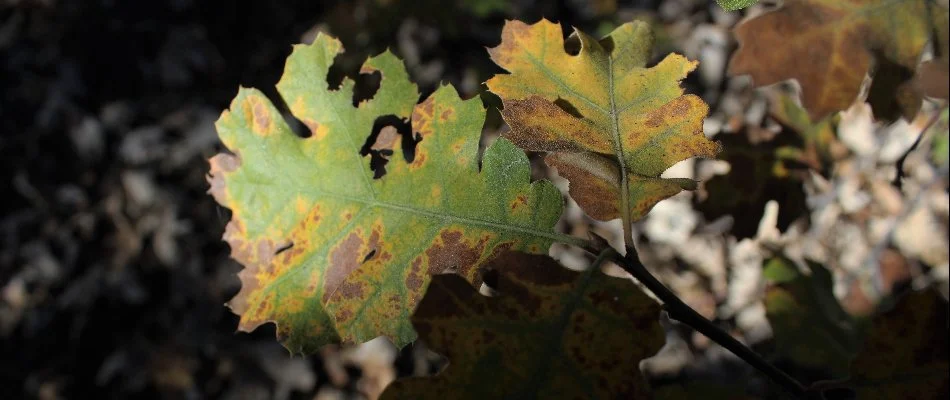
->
[486,19,719,225]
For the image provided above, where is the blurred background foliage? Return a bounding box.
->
[1,0,947,399]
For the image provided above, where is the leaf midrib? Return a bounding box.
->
[236,178,583,246]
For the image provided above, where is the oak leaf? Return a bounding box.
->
[486,19,720,232]
[380,251,664,399]
[208,34,564,352]
[763,257,859,382]
[729,0,949,121]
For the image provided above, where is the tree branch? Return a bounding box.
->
[605,244,808,398]
[893,105,946,189]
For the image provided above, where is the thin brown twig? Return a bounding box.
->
[893,104,946,189]
[595,243,809,398]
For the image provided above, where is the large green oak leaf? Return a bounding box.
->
[208,33,564,352]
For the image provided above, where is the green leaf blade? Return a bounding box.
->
[209,34,565,352]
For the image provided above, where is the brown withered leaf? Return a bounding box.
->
[729,0,949,121]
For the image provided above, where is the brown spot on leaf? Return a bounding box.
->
[334,280,366,302]
[510,194,528,211]
[246,96,273,135]
[207,153,241,204]
[439,108,453,121]
[324,232,366,302]
[424,230,490,283]
[406,257,425,292]
[302,118,327,140]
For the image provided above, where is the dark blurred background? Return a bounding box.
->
[5,0,945,399]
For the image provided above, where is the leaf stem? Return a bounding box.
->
[552,232,593,249]
[607,245,808,398]
[893,103,946,189]
[605,55,636,248]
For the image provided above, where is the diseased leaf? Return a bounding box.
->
[717,0,759,11]
[729,0,949,121]
[814,290,949,399]
[486,19,720,228]
[208,34,565,352]
[380,251,664,399]
[763,257,859,382]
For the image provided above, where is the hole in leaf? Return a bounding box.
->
[326,52,348,91]
[282,110,311,138]
[272,94,311,138]
[563,31,582,56]
[275,242,293,255]
[352,70,382,107]
[361,249,377,263]
[481,269,500,291]
[360,114,413,179]
[599,36,615,53]
[324,53,382,106]
[553,98,584,119]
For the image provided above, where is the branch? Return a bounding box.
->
[893,105,945,189]
[605,244,808,398]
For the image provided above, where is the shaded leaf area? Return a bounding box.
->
[729,0,949,121]
[717,0,759,11]
[696,95,838,239]
[380,251,664,400]
[654,382,761,400]
[813,290,949,399]
[763,257,861,384]
[209,34,564,352]
[767,93,846,177]
[486,19,720,225]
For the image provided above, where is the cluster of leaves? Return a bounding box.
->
[730,0,949,121]
[209,18,714,397]
[208,5,949,397]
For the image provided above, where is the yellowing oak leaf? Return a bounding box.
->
[208,34,565,352]
[486,20,720,235]
[380,251,664,399]
[729,0,949,121]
